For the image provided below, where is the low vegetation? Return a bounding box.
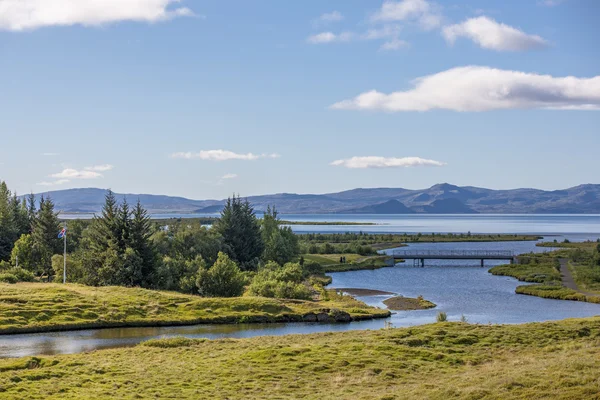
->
[383,295,436,311]
[0,283,389,334]
[490,247,600,303]
[489,256,561,284]
[303,254,393,273]
[1,317,600,399]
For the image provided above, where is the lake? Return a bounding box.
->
[1,215,599,358]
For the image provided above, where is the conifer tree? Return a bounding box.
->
[31,196,61,279]
[130,199,157,286]
[214,195,264,271]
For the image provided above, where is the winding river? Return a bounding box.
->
[1,215,600,358]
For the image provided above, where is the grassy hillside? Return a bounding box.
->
[1,317,599,399]
[0,283,389,334]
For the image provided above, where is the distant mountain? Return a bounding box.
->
[343,199,414,214]
[30,183,600,214]
[413,198,477,214]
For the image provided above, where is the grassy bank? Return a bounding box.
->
[303,254,393,273]
[515,285,600,303]
[489,256,600,303]
[383,296,436,311]
[0,283,389,335]
[1,317,600,399]
[489,258,562,284]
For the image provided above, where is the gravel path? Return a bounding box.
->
[559,258,597,296]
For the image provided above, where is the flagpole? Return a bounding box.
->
[63,222,67,284]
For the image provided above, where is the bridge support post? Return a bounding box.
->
[481,259,484,268]
[420,259,424,268]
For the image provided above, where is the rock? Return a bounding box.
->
[330,310,352,323]
[303,313,318,322]
[316,312,330,322]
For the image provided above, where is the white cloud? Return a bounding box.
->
[37,179,70,186]
[307,31,354,44]
[85,164,114,172]
[442,16,547,51]
[50,169,103,179]
[0,0,194,31]
[171,150,280,161]
[331,156,445,169]
[315,11,343,24]
[221,173,238,179]
[331,66,600,112]
[371,0,442,30]
[42,152,59,156]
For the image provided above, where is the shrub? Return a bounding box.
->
[436,312,448,322]
[246,262,312,300]
[196,252,247,297]
[7,267,35,282]
[0,273,18,284]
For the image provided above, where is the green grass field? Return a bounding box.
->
[0,283,389,334]
[1,317,599,399]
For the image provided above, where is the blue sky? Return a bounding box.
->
[0,0,598,200]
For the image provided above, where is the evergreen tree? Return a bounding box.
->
[79,190,121,285]
[213,195,264,271]
[78,192,157,287]
[130,199,157,286]
[30,196,61,279]
[262,206,299,265]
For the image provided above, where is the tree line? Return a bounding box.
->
[0,181,308,298]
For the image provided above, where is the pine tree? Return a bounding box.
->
[214,195,264,271]
[31,196,61,279]
[130,199,157,286]
[79,190,122,285]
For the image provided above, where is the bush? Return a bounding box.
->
[196,252,247,297]
[246,262,312,300]
[7,267,35,282]
[436,312,448,322]
[0,273,18,284]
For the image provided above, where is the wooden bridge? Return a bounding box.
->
[392,250,515,267]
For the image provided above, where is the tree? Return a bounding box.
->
[10,234,35,272]
[31,196,61,279]
[261,206,299,265]
[78,191,157,287]
[0,181,30,261]
[213,195,263,271]
[196,252,246,297]
[130,200,158,286]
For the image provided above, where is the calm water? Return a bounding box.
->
[62,213,600,236]
[2,215,599,358]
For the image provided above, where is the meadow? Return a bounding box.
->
[0,317,599,399]
[0,283,389,334]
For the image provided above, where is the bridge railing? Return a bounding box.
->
[392,250,514,258]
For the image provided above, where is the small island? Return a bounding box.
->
[383,295,437,311]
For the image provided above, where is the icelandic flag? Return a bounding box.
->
[58,228,66,239]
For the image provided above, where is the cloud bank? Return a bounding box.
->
[171,150,280,161]
[0,0,194,31]
[331,66,600,112]
[442,17,547,51]
[331,156,445,169]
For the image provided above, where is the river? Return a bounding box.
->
[1,215,599,358]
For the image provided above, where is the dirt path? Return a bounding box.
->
[559,258,597,296]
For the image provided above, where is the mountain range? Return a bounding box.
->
[30,183,600,214]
